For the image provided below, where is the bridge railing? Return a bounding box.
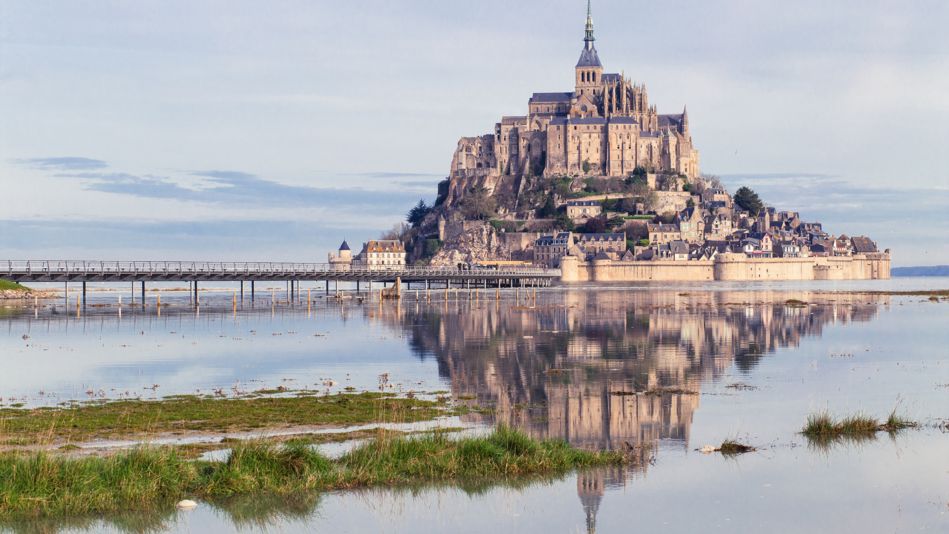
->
[3,260,559,278]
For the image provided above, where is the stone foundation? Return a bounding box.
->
[560,253,890,282]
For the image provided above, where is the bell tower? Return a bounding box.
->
[575,0,603,98]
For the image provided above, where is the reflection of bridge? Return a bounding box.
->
[3,260,559,299]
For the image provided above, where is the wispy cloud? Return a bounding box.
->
[46,164,430,210]
[15,157,108,170]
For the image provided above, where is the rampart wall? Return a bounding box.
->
[560,253,891,283]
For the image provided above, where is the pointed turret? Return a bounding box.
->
[576,0,602,68]
[584,0,595,47]
[575,0,603,97]
[681,105,689,133]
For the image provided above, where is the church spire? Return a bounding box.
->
[576,0,602,68]
[584,0,595,50]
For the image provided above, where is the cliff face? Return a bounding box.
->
[428,221,504,267]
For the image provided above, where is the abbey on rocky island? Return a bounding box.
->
[451,1,700,184]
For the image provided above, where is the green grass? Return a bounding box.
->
[0,279,29,292]
[801,410,918,447]
[0,427,628,520]
[881,410,918,432]
[0,392,457,444]
[717,439,755,456]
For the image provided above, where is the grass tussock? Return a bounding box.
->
[0,426,627,521]
[717,440,755,456]
[801,410,918,446]
[0,279,29,292]
[0,392,455,443]
[784,299,808,307]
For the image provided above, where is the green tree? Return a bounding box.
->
[579,215,608,234]
[733,186,764,215]
[555,213,575,231]
[582,160,592,174]
[406,200,432,227]
[537,195,557,218]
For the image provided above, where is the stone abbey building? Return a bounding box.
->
[451,1,700,184]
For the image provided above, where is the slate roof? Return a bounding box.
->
[530,92,573,103]
[576,46,602,68]
[578,232,624,242]
[571,117,607,125]
[669,240,689,255]
[647,223,679,233]
[609,117,638,125]
[339,240,350,251]
[851,236,878,253]
[363,240,405,253]
[658,114,684,129]
[602,73,622,83]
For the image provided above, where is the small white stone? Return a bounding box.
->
[176,499,198,510]
[699,445,716,454]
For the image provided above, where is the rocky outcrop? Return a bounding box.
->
[0,288,55,300]
[429,221,505,267]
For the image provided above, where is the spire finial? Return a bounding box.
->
[584,0,595,48]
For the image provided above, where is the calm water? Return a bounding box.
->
[2,279,948,533]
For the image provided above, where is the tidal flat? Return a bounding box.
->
[1,279,947,532]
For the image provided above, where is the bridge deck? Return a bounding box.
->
[3,261,560,284]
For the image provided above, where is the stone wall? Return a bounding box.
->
[560,253,891,283]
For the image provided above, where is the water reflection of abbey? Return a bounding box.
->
[375,290,884,532]
[378,290,884,452]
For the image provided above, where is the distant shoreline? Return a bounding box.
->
[892,266,949,277]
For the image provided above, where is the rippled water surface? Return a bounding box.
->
[2,279,948,533]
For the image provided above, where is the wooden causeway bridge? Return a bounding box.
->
[3,260,560,302]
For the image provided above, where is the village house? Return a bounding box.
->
[576,233,626,259]
[657,240,690,261]
[566,200,603,222]
[355,240,407,270]
[677,207,705,243]
[833,236,854,257]
[647,223,680,245]
[774,240,803,258]
[850,236,878,254]
[534,232,573,267]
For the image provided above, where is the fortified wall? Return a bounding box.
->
[560,253,891,282]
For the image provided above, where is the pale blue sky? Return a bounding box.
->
[1,0,946,264]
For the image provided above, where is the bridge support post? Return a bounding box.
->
[251,281,255,302]
[141,281,145,306]
[368,280,372,300]
[82,281,86,307]
[131,282,135,305]
[194,281,199,306]
[240,281,244,302]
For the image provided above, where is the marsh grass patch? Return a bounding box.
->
[0,426,629,521]
[801,410,918,448]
